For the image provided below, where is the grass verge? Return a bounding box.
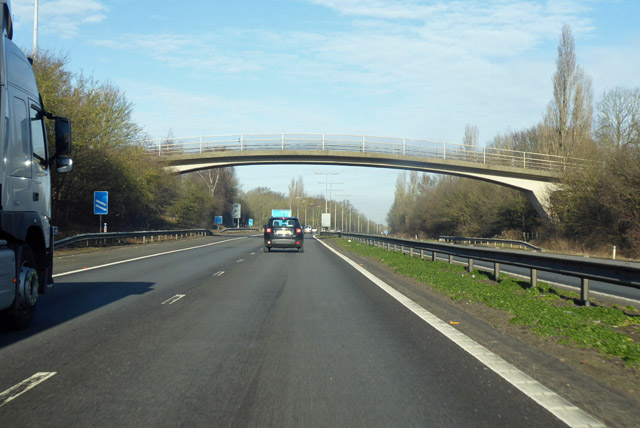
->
[335,238,640,367]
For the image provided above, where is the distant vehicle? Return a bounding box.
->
[264,217,304,253]
[304,225,312,233]
[0,0,73,329]
[311,227,318,233]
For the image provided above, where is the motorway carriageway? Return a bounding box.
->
[0,235,612,427]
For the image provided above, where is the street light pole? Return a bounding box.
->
[33,0,39,57]
[314,172,340,213]
[335,194,351,231]
[303,202,310,225]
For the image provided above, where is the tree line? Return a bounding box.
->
[242,177,376,232]
[387,25,640,258]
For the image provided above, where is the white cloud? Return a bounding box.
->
[12,0,108,39]
[75,0,610,144]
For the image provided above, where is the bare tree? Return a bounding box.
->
[596,87,640,149]
[543,24,593,157]
[462,123,479,161]
[197,169,221,198]
[288,176,306,213]
[462,124,479,151]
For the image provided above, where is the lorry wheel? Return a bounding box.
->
[8,245,38,329]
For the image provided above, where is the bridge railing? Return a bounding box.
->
[139,133,586,173]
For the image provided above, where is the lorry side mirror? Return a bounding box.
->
[55,156,73,173]
[54,117,72,156]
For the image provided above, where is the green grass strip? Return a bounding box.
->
[337,238,640,367]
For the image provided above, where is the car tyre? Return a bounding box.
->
[263,246,269,253]
[298,247,304,253]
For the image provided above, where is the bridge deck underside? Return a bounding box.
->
[163,150,559,219]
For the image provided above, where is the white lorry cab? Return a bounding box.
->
[0,0,72,329]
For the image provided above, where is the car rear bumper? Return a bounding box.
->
[266,238,302,248]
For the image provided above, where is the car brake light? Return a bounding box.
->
[296,228,301,233]
[266,227,272,233]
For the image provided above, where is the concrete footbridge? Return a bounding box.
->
[141,133,584,218]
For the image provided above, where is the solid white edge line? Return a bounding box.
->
[315,237,606,428]
[0,372,57,408]
[53,237,247,278]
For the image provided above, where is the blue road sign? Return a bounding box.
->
[214,216,223,225]
[248,219,253,226]
[94,191,108,215]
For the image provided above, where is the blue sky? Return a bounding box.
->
[11,0,640,223]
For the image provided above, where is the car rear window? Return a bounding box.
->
[270,218,297,227]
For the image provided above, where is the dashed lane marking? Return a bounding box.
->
[236,259,245,263]
[213,271,225,277]
[161,294,185,305]
[315,237,606,428]
[53,237,246,277]
[0,372,57,408]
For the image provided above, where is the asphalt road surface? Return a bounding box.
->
[0,236,599,427]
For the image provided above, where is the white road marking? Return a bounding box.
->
[236,259,245,263]
[161,294,185,305]
[316,237,606,428]
[250,252,256,255]
[53,237,246,277]
[0,372,57,408]
[213,271,225,277]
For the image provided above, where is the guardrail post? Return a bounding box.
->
[443,142,446,159]
[410,247,414,258]
[322,134,325,150]
[199,136,203,153]
[420,249,424,259]
[403,138,406,155]
[143,236,146,244]
[281,133,284,150]
[431,251,436,262]
[468,258,474,273]
[362,135,366,152]
[530,268,537,288]
[494,262,500,281]
[448,254,453,264]
[581,278,591,307]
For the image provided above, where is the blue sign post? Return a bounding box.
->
[94,191,108,233]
